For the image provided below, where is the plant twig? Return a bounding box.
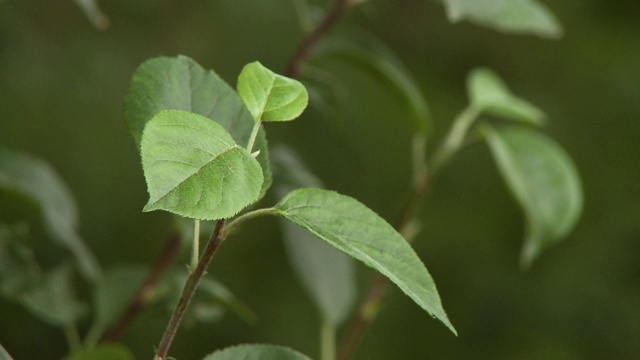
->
[285,0,356,78]
[154,219,226,360]
[101,232,182,343]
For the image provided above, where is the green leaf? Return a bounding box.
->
[0,344,14,360]
[438,0,563,38]
[274,188,455,334]
[0,149,101,281]
[20,265,87,327]
[0,224,40,298]
[203,344,312,360]
[237,61,309,122]
[468,68,546,125]
[64,344,134,360]
[124,55,272,199]
[141,110,263,220]
[93,265,148,329]
[482,125,583,268]
[314,28,431,134]
[272,146,356,326]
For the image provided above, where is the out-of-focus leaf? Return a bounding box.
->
[163,271,257,326]
[274,188,455,334]
[314,29,431,134]
[124,55,272,199]
[72,0,110,30]
[272,146,356,326]
[93,264,148,329]
[0,224,40,298]
[21,265,87,327]
[0,149,101,281]
[468,68,546,126]
[141,110,263,220]
[437,0,563,38]
[482,125,583,268]
[64,344,134,360]
[237,62,308,122]
[203,344,312,360]
[0,344,14,360]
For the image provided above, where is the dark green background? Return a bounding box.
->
[1,1,639,359]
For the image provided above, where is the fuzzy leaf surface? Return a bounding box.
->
[124,55,272,198]
[468,68,546,125]
[483,125,583,268]
[237,62,308,122]
[203,344,312,360]
[0,149,100,280]
[274,188,455,334]
[272,147,356,326]
[439,0,563,38]
[141,110,263,220]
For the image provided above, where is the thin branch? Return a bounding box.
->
[154,219,226,360]
[285,0,355,78]
[101,232,182,343]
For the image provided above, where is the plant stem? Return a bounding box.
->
[246,120,262,153]
[190,219,200,273]
[101,233,182,343]
[285,0,356,78]
[65,325,82,354]
[221,208,278,238]
[337,107,481,360]
[154,220,226,360]
[320,320,337,360]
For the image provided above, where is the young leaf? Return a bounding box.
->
[124,55,272,198]
[237,61,309,122]
[0,149,101,281]
[468,68,546,126]
[314,28,431,134]
[20,265,87,327]
[274,188,455,334]
[272,146,356,326]
[482,125,583,268]
[64,344,135,360]
[438,0,563,38]
[141,110,263,220]
[203,344,312,360]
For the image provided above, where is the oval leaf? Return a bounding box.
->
[274,188,455,334]
[482,125,583,268]
[237,62,309,122]
[468,68,546,125]
[141,110,263,220]
[272,146,356,326]
[0,149,101,281]
[203,344,312,360]
[440,0,563,38]
[123,55,272,198]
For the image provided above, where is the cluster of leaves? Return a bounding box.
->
[0,0,583,359]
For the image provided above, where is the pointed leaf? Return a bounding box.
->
[314,29,431,134]
[439,0,563,38]
[203,344,312,360]
[0,149,101,281]
[272,146,356,326]
[237,62,309,122]
[482,125,583,268]
[274,188,455,334]
[141,110,263,220]
[124,55,272,198]
[468,68,546,125]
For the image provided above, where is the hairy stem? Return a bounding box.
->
[154,220,226,360]
[101,233,181,343]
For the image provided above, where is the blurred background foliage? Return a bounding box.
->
[1,0,639,359]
